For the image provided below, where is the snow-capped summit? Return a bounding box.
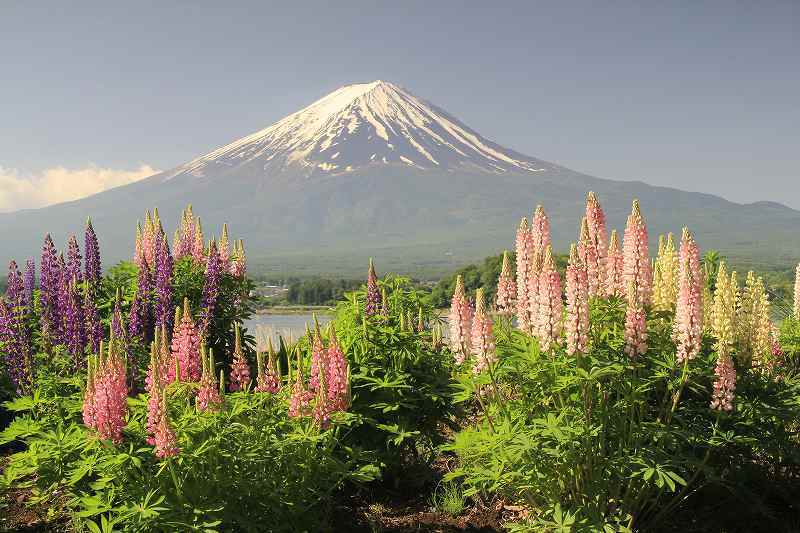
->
[169,80,549,179]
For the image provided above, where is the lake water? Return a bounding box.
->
[244,313,332,346]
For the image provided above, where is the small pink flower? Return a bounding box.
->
[228,325,251,392]
[167,299,201,383]
[495,251,516,315]
[515,218,534,333]
[471,288,496,373]
[449,276,473,363]
[309,321,328,392]
[536,246,563,352]
[565,244,589,356]
[325,326,350,411]
[622,200,651,306]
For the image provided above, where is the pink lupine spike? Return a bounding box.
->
[325,325,349,411]
[495,250,516,316]
[514,217,534,333]
[535,246,563,353]
[565,244,589,356]
[471,288,496,374]
[228,323,251,392]
[578,217,602,297]
[605,229,625,297]
[674,228,703,364]
[448,276,472,363]
[622,200,651,306]
[710,353,736,411]
[624,280,648,358]
[167,299,201,383]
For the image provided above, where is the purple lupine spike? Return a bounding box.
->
[23,259,35,308]
[154,233,174,330]
[84,218,101,287]
[0,298,34,394]
[133,251,152,342]
[199,240,221,337]
[84,287,103,354]
[63,278,85,367]
[56,253,69,343]
[365,258,382,317]
[40,234,59,342]
[6,261,24,304]
[66,235,82,284]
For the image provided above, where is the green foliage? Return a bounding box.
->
[445,299,800,531]
[285,278,363,306]
[326,275,456,484]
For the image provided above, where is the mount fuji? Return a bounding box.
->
[2,80,799,275]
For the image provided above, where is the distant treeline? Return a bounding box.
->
[285,278,363,306]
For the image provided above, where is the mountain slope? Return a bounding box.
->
[1,81,798,276]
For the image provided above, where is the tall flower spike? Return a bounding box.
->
[448,275,472,363]
[218,223,230,267]
[711,262,736,358]
[578,217,602,297]
[197,345,224,411]
[64,277,85,367]
[84,218,101,288]
[167,298,201,383]
[23,259,35,308]
[514,217,534,333]
[471,288,496,374]
[153,391,180,458]
[92,337,128,444]
[585,191,608,273]
[309,316,328,391]
[622,200,651,306]
[154,233,174,330]
[653,233,678,311]
[66,235,82,284]
[145,342,163,443]
[710,353,736,412]
[624,280,648,358]
[255,340,281,394]
[325,326,349,411]
[199,240,221,337]
[536,246,563,353]
[312,363,331,428]
[228,323,251,391]
[230,240,247,278]
[674,229,703,364]
[39,234,59,342]
[365,258,382,317]
[495,250,516,315]
[289,349,314,417]
[1,268,34,394]
[192,218,205,263]
[83,353,98,429]
[605,229,625,297]
[565,244,589,356]
[142,211,156,268]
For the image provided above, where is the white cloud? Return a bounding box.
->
[0,164,159,212]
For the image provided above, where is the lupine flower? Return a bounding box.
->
[192,219,205,263]
[578,217,602,297]
[230,240,247,278]
[471,288,496,373]
[495,251,516,315]
[6,261,23,304]
[536,246,563,353]
[365,258,382,317]
[199,240,221,337]
[380,287,389,316]
[153,396,180,459]
[84,218,101,288]
[23,259,35,308]
[179,205,195,259]
[794,262,800,321]
[565,244,589,356]
[312,364,331,428]
[92,339,128,444]
[309,318,328,392]
[325,326,349,411]
[228,324,251,391]
[653,233,679,311]
[128,289,143,340]
[674,229,703,364]
[142,211,156,268]
[218,223,230,267]
[711,262,737,358]
[63,278,85,367]
[448,275,473,363]
[40,234,59,342]
[514,217,533,333]
[605,230,625,297]
[289,351,314,417]
[154,233,174,330]
[585,191,608,278]
[197,345,224,411]
[84,286,103,354]
[134,222,144,268]
[624,280,648,358]
[0,297,33,394]
[530,205,551,256]
[55,254,69,343]
[145,341,164,443]
[622,200,651,306]
[167,299,201,383]
[255,341,281,394]
[65,235,82,285]
[171,228,183,260]
[132,242,152,341]
[83,354,98,429]
[710,353,736,412]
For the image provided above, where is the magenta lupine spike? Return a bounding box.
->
[536,246,563,353]
[471,288,496,374]
[255,346,281,394]
[66,235,82,284]
[565,244,590,356]
[23,259,35,308]
[495,251,516,316]
[197,346,224,411]
[448,275,473,363]
[154,398,180,458]
[605,230,625,297]
[674,229,703,364]
[166,299,201,383]
[218,223,230,267]
[622,200,651,306]
[0,294,34,394]
[199,240,221,337]
[515,218,534,333]
[228,324,251,391]
[324,326,349,410]
[39,234,59,342]
[309,319,328,391]
[55,254,69,343]
[578,217,602,298]
[710,352,736,411]
[154,233,174,330]
[84,218,101,288]
[6,261,23,304]
[64,278,85,367]
[365,258,382,317]
[624,280,648,358]
[312,365,332,429]
[93,340,128,444]
[192,218,205,263]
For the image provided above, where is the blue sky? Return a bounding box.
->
[1,1,798,208]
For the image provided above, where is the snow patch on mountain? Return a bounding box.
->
[167,80,550,179]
